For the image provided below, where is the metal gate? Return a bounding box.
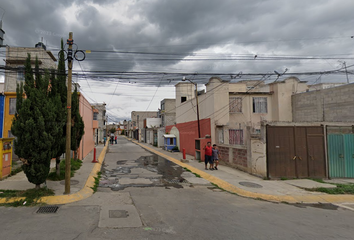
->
[267,126,326,179]
[328,133,354,178]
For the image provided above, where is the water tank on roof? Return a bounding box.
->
[35,41,46,50]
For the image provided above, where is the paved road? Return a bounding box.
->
[1,136,354,240]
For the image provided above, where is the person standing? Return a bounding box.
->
[212,144,220,170]
[110,132,114,145]
[115,135,117,144]
[103,136,107,146]
[204,142,213,170]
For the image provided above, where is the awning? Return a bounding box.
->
[163,134,176,138]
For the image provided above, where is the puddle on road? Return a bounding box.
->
[99,153,187,191]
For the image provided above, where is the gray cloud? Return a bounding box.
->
[1,0,354,120]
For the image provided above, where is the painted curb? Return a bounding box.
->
[0,143,108,205]
[131,140,354,204]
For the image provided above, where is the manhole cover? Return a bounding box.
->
[165,179,189,184]
[239,181,263,188]
[36,206,59,214]
[60,180,79,185]
[109,210,129,218]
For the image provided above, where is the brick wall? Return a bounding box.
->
[232,148,247,167]
[218,145,248,170]
[293,83,354,122]
[219,146,229,162]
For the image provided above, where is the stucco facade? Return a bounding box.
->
[131,111,158,141]
[174,76,308,177]
[77,93,97,160]
[3,43,57,138]
[91,103,107,143]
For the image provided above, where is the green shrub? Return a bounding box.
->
[47,158,82,181]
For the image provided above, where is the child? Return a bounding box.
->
[212,144,220,170]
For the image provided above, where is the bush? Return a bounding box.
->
[47,158,82,181]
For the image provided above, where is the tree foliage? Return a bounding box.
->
[71,84,85,160]
[11,54,59,188]
[49,39,67,175]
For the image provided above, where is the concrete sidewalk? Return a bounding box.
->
[131,139,354,204]
[0,143,108,204]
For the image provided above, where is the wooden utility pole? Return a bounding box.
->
[64,32,73,194]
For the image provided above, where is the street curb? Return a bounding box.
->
[131,139,354,204]
[0,143,109,205]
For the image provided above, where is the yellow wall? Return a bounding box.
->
[3,92,17,138]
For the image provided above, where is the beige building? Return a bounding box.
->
[131,111,158,141]
[175,76,308,177]
[4,42,57,92]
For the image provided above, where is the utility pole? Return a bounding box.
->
[195,84,201,138]
[344,61,349,84]
[65,32,73,194]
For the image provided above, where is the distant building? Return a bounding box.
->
[130,111,158,141]
[91,103,107,144]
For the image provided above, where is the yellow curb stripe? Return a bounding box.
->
[0,143,108,205]
[132,140,354,204]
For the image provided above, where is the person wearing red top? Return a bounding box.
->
[204,142,213,170]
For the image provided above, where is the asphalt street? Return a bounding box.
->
[1,136,354,240]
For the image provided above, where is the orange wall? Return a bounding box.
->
[3,92,17,138]
[166,118,211,156]
[77,93,96,160]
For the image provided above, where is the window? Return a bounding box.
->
[217,127,224,144]
[9,98,16,115]
[253,97,267,113]
[17,67,25,81]
[161,101,165,110]
[229,129,243,145]
[229,97,242,113]
[169,138,174,145]
[93,112,98,120]
[181,96,187,103]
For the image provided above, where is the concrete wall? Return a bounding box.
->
[157,127,165,147]
[146,118,161,128]
[5,46,57,92]
[292,83,354,122]
[77,93,95,160]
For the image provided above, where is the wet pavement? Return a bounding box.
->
[99,152,203,191]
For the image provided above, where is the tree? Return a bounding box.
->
[49,39,67,176]
[71,84,85,161]
[109,127,116,133]
[11,55,59,189]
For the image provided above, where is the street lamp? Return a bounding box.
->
[182,77,201,138]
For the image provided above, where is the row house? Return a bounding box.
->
[167,76,308,177]
[3,42,97,160]
[91,103,107,144]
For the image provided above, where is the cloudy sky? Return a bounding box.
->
[0,0,353,122]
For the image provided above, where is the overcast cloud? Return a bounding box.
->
[0,0,353,122]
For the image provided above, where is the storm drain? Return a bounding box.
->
[109,210,129,218]
[36,206,59,214]
[165,179,189,184]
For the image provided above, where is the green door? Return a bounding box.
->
[328,134,354,178]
